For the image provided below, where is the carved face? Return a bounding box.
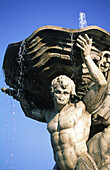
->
[51,75,76,108]
[53,85,71,106]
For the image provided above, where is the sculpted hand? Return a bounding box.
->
[76,34,92,58]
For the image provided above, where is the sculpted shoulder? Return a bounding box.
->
[76,101,86,112]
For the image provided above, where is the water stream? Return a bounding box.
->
[70,32,76,79]
[3,90,16,170]
[70,12,87,82]
[2,40,26,169]
[17,40,25,97]
[79,12,87,28]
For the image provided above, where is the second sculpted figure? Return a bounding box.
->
[19,34,107,169]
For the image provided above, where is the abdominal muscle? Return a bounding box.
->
[52,129,88,170]
[50,122,90,168]
[47,103,91,170]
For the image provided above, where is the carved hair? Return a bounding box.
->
[50,75,76,97]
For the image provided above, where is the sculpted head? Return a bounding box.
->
[50,75,76,106]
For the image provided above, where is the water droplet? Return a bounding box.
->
[13,112,15,115]
[10,153,13,157]
[13,104,15,108]
[6,160,9,163]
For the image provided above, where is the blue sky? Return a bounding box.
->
[0,0,110,170]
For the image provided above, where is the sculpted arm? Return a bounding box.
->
[77,34,107,113]
[19,91,47,123]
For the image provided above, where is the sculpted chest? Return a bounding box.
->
[47,105,83,134]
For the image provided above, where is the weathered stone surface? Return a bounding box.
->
[2,25,110,170]
[2,25,110,109]
[87,126,110,169]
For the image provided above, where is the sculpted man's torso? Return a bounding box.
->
[46,102,91,169]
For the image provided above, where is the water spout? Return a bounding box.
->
[79,12,87,28]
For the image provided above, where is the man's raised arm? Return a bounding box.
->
[76,34,107,113]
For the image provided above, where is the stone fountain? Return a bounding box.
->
[2,25,110,169]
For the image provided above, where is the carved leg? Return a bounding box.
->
[88,126,110,169]
[75,153,98,170]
